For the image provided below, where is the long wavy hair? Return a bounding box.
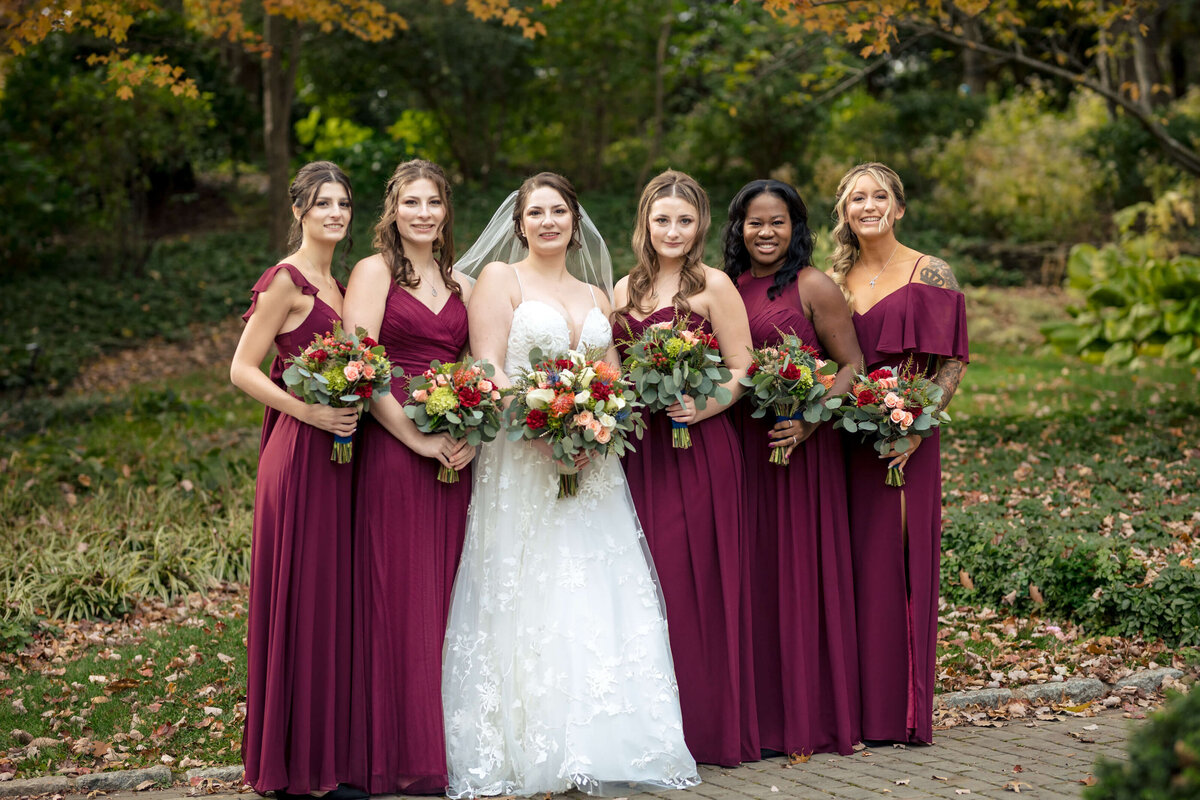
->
[829,162,906,303]
[287,161,354,269]
[618,170,710,318]
[721,179,814,300]
[374,159,461,297]
[512,171,583,251]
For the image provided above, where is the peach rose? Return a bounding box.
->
[595,426,612,444]
[902,411,914,428]
[479,379,494,393]
[879,376,899,390]
[884,391,903,409]
[343,362,362,381]
[412,388,428,403]
[490,390,501,401]
[574,410,596,427]
[362,364,376,380]
[436,374,450,386]
[889,408,907,424]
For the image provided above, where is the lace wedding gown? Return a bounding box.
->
[443,298,701,798]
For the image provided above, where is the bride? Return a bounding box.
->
[442,172,701,798]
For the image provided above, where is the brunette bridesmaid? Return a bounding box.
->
[342,159,475,795]
[722,179,864,756]
[830,163,968,746]
[612,170,759,766]
[230,161,363,798]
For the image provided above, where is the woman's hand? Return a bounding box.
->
[411,432,463,469]
[666,395,698,425]
[448,439,477,471]
[529,438,591,470]
[303,405,360,438]
[882,434,922,470]
[769,417,818,461]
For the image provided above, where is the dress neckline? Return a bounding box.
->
[395,282,458,317]
[853,281,962,318]
[514,299,605,351]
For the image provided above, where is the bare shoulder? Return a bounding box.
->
[262,264,304,297]
[797,265,841,298]
[701,264,737,293]
[452,268,476,288]
[348,253,390,285]
[915,255,961,292]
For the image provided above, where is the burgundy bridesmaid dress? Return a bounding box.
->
[614,309,760,767]
[241,264,354,794]
[347,284,471,795]
[846,258,969,744]
[734,270,861,756]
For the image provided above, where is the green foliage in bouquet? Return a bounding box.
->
[622,319,732,412]
[740,334,840,424]
[282,322,401,409]
[404,359,504,447]
[1084,688,1200,800]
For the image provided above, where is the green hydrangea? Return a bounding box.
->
[323,367,348,396]
[797,364,812,387]
[426,385,460,415]
[664,337,687,359]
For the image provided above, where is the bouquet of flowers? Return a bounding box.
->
[832,362,950,487]
[739,334,839,466]
[403,358,505,483]
[283,322,401,463]
[506,347,646,498]
[619,316,732,448]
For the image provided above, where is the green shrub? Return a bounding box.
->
[1085,689,1200,799]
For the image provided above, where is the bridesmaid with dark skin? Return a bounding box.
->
[830,162,968,746]
[612,169,759,766]
[722,179,864,756]
[230,161,365,799]
[341,159,475,795]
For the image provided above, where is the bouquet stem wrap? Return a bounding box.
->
[332,434,354,464]
[670,419,692,449]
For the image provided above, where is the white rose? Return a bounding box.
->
[608,395,626,411]
[574,390,591,405]
[559,369,575,383]
[526,388,555,409]
[598,413,616,429]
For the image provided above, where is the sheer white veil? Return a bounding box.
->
[456,190,614,300]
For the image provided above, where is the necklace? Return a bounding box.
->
[865,243,901,288]
[416,264,440,297]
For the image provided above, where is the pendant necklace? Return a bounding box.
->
[866,243,901,288]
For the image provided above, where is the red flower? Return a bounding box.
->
[867,368,892,382]
[747,362,759,376]
[310,349,328,363]
[555,358,573,371]
[355,384,374,399]
[799,344,818,357]
[906,405,923,416]
[361,336,378,348]
[458,386,482,408]
[590,381,613,401]
[526,409,548,430]
[855,388,878,407]
[782,363,803,380]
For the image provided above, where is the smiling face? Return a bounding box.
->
[843,172,904,241]
[296,181,351,245]
[393,177,446,248]
[520,185,574,256]
[647,196,700,265]
[742,191,791,271]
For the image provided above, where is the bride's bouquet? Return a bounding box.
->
[619,316,731,449]
[403,357,505,483]
[832,362,950,487]
[739,334,839,466]
[283,322,401,463]
[506,347,646,498]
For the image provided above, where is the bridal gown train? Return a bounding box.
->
[442,293,701,798]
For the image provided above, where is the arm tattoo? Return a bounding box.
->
[919,257,960,291]
[933,358,965,411]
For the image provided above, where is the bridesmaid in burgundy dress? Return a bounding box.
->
[230,162,364,798]
[341,159,475,795]
[829,163,968,746]
[722,179,864,756]
[612,170,759,766]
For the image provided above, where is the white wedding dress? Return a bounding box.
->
[442,295,701,798]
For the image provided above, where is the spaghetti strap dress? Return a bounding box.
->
[613,308,760,767]
[347,284,472,795]
[846,256,969,744]
[734,270,861,756]
[241,263,354,794]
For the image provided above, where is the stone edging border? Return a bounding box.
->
[0,668,1186,797]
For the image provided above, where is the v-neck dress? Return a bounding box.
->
[347,283,472,795]
[613,307,759,766]
[241,263,354,794]
[733,270,861,756]
[846,273,969,744]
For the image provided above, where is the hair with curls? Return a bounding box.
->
[618,170,710,318]
[288,161,354,268]
[721,179,815,300]
[373,159,461,297]
[829,162,906,303]
[512,172,583,251]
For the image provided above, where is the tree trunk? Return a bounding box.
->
[960,15,986,96]
[636,15,672,188]
[262,14,300,254]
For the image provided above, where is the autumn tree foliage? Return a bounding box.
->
[1,0,550,250]
[762,0,1200,177]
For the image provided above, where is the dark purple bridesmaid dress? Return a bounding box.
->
[241,263,353,794]
[347,284,471,795]
[734,270,861,756]
[614,309,759,767]
[846,258,969,744]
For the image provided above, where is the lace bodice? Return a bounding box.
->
[505,301,612,375]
